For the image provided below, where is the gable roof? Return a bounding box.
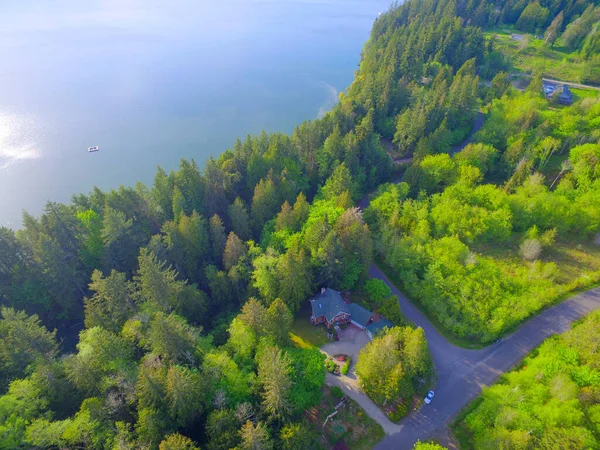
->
[347,303,374,327]
[366,319,394,337]
[310,288,349,323]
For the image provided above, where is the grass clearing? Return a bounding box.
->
[484,27,591,83]
[305,386,385,450]
[291,304,330,349]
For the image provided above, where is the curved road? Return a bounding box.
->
[354,113,600,448]
[370,265,600,448]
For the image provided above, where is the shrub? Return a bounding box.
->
[379,296,404,326]
[388,399,410,422]
[326,359,336,373]
[364,279,392,308]
[330,386,344,398]
[341,357,352,375]
[520,239,542,261]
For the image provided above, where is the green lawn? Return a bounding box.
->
[290,305,330,349]
[484,26,591,84]
[305,386,385,450]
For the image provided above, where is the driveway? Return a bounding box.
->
[321,325,404,435]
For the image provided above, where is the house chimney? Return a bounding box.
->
[321,287,326,294]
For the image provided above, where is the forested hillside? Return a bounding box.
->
[1,0,600,448]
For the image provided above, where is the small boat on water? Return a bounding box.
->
[88,146,99,153]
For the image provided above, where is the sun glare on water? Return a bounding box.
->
[0,111,44,169]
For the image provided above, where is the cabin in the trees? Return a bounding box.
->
[309,288,350,328]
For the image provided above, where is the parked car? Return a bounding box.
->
[424,390,435,405]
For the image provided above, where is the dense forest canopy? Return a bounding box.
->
[1,0,600,447]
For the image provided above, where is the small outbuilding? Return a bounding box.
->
[366,319,394,340]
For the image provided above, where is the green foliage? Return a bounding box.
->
[379,296,404,326]
[364,279,392,308]
[0,308,58,393]
[3,0,600,448]
[330,386,344,399]
[356,326,431,406]
[258,346,292,421]
[413,442,447,450]
[84,269,135,333]
[516,2,550,33]
[287,347,325,413]
[159,433,200,450]
[389,399,410,421]
[280,422,318,450]
[458,311,600,449]
[239,420,273,450]
[340,357,351,376]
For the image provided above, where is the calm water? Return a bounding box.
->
[0,0,391,227]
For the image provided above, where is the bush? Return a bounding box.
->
[341,357,352,375]
[520,239,542,261]
[330,386,344,398]
[379,296,404,326]
[326,359,336,373]
[388,399,410,421]
[364,279,392,308]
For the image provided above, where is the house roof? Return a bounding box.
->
[347,303,373,327]
[558,85,572,100]
[366,319,394,337]
[310,288,349,323]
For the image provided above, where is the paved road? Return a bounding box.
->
[355,110,600,448]
[368,267,600,449]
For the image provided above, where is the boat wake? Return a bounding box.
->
[317,81,339,119]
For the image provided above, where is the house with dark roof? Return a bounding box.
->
[309,288,350,328]
[309,288,395,338]
[347,303,375,330]
[366,319,394,340]
[558,84,573,105]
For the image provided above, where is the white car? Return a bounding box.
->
[424,390,435,405]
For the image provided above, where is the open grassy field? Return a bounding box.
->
[305,386,385,450]
[485,25,590,83]
[290,304,330,349]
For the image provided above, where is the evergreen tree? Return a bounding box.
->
[239,420,273,450]
[223,232,247,271]
[84,269,135,333]
[134,248,185,313]
[257,346,292,421]
[159,433,200,450]
[0,308,58,392]
[266,298,293,347]
[209,215,227,266]
[228,198,252,241]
